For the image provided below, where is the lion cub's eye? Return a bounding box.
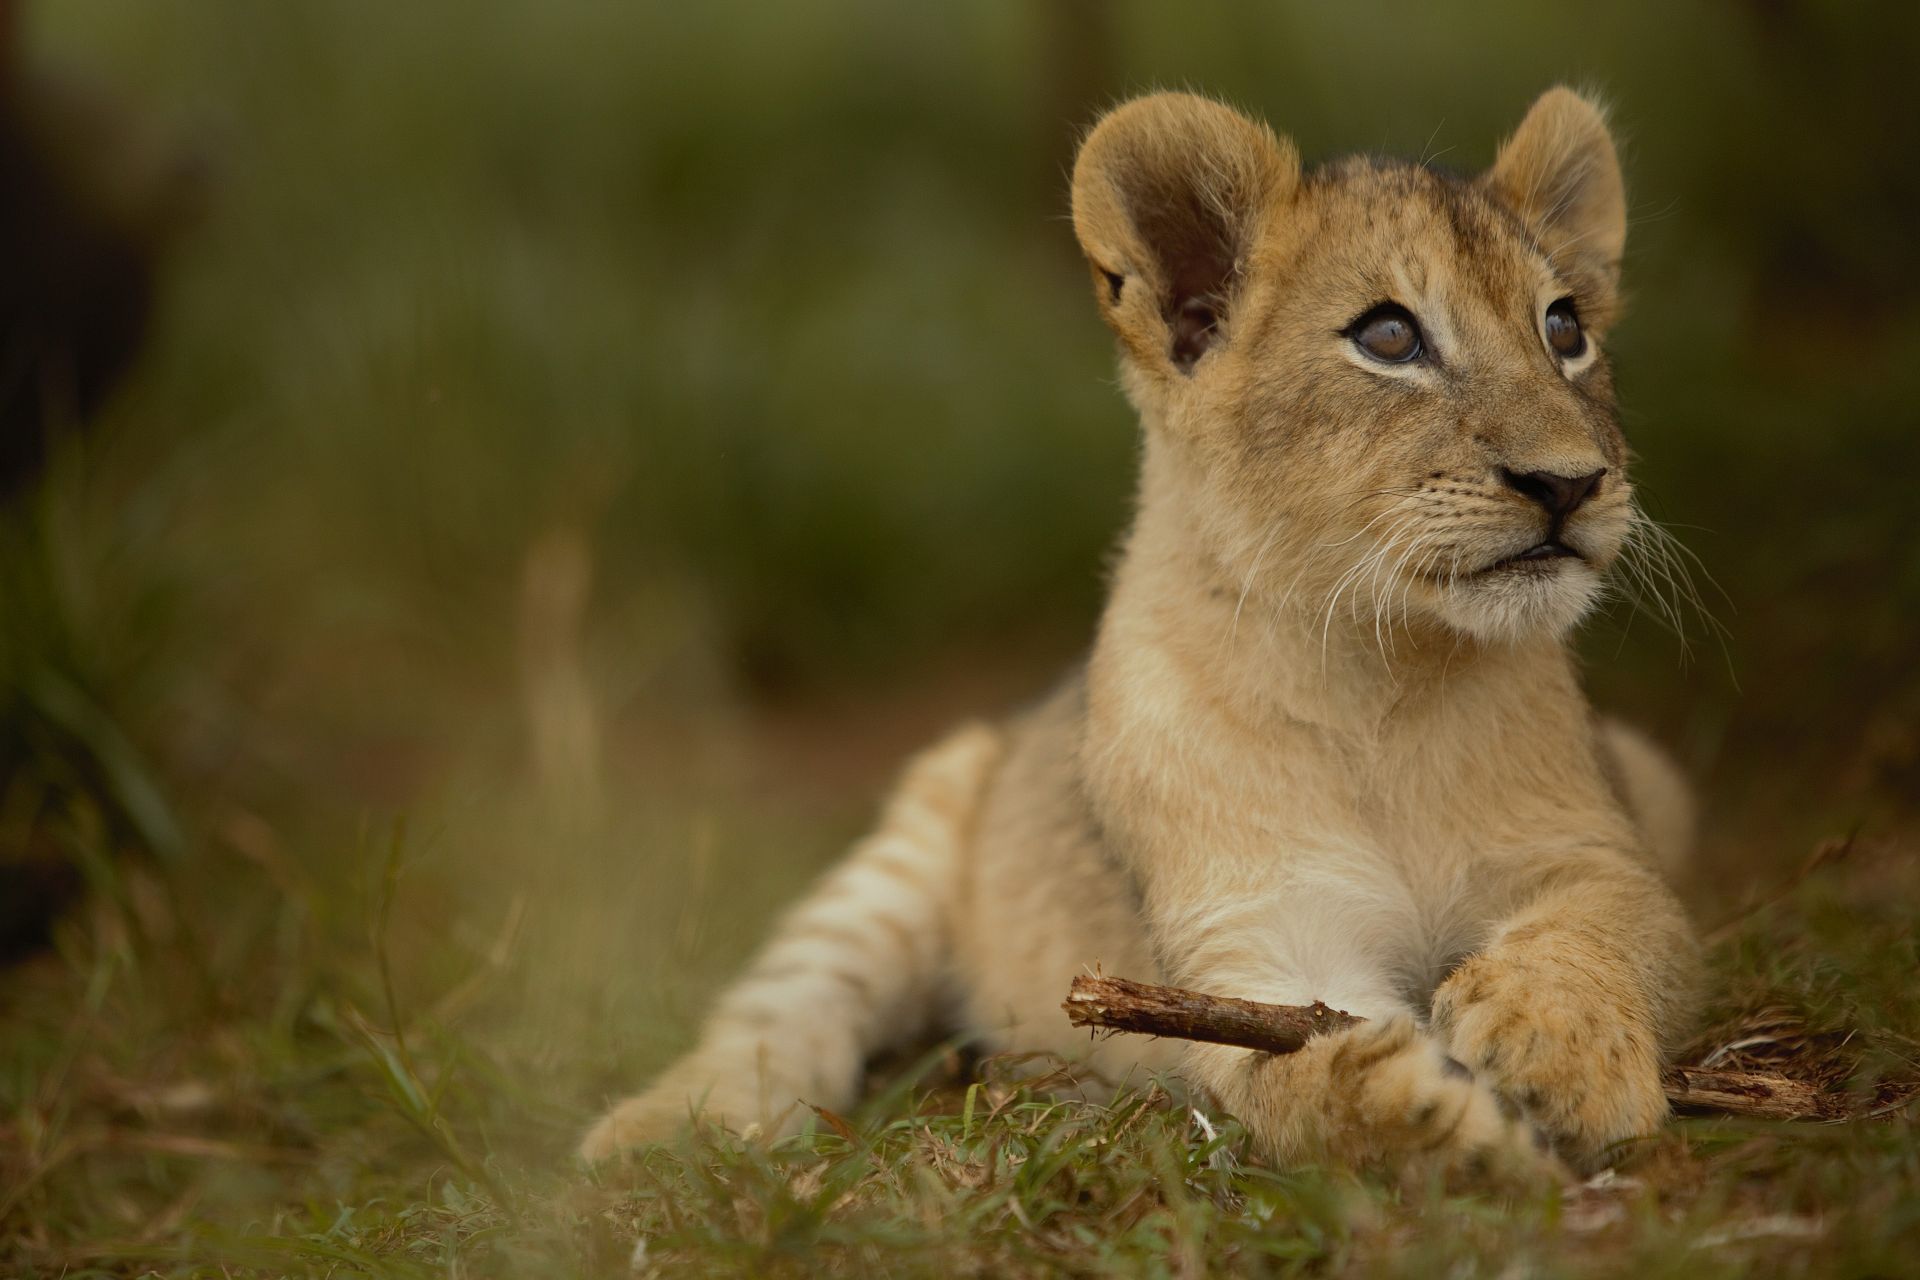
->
[1544,298,1586,359]
[1344,303,1425,364]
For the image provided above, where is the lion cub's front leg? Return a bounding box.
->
[1431,854,1699,1169]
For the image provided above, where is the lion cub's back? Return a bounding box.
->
[952,672,1179,1084]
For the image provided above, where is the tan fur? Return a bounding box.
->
[579,723,1003,1161]
[584,87,1701,1183]
[1598,717,1696,876]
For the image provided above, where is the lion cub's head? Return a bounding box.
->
[1073,88,1638,645]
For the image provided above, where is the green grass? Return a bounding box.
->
[4,1,1920,1275]
[3,814,1918,1276]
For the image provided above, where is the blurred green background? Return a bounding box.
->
[3,0,1919,1232]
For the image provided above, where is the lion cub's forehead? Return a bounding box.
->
[1272,158,1546,313]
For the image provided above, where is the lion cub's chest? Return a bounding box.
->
[1274,709,1526,842]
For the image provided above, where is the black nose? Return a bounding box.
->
[1500,467,1606,522]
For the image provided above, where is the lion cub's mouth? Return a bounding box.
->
[1481,540,1582,575]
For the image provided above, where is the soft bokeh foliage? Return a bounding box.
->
[30,3,1920,828]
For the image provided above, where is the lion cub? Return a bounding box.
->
[583,87,1701,1183]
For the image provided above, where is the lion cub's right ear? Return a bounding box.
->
[1072,93,1299,378]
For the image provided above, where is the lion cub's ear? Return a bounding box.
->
[1072,93,1298,377]
[1486,87,1627,290]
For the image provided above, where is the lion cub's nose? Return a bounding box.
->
[1500,467,1606,522]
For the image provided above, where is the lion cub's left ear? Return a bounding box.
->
[1486,87,1627,290]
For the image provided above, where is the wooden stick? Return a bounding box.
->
[1063,974,1854,1123]
[1064,975,1362,1052]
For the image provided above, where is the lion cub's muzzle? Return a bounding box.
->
[1478,464,1611,574]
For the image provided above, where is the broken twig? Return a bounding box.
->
[1063,974,1856,1123]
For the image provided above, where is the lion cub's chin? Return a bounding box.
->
[1426,558,1604,644]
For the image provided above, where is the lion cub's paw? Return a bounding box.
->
[578,1066,775,1164]
[578,1090,693,1165]
[1431,943,1667,1168]
[1310,1015,1566,1189]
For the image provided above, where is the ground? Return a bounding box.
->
[3,689,1917,1276]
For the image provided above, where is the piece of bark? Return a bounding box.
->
[1660,1066,1852,1122]
[1063,974,1854,1123]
